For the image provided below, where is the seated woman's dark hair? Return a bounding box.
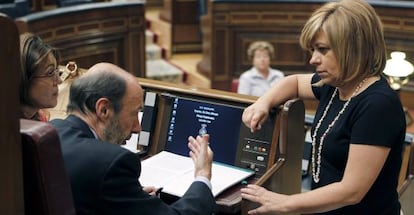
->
[19,33,60,106]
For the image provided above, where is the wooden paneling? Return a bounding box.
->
[198,0,414,103]
[160,0,201,52]
[146,0,163,7]
[16,1,146,77]
[401,90,414,110]
[0,14,24,215]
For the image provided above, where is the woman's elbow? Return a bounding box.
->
[344,189,366,205]
[337,182,368,206]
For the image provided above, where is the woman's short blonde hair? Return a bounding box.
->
[247,41,275,61]
[299,0,386,85]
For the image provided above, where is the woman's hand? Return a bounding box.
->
[241,184,289,214]
[242,102,270,133]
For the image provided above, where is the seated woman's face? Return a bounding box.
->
[253,49,271,72]
[28,52,61,109]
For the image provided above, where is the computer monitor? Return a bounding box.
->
[137,80,305,206]
[164,96,244,165]
[156,93,278,177]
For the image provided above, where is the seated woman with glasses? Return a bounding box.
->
[20,33,62,121]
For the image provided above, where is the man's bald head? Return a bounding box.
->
[67,62,142,115]
[87,62,139,84]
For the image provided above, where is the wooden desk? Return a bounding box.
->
[137,78,305,215]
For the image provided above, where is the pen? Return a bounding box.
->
[155,187,163,197]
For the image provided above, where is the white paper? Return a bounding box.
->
[140,151,254,197]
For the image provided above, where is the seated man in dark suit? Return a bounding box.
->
[51,62,215,215]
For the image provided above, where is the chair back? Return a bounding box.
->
[231,79,239,93]
[0,13,24,214]
[20,119,76,215]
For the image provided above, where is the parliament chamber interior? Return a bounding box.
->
[1,0,414,214]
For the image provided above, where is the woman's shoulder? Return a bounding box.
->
[355,79,404,117]
[361,77,399,102]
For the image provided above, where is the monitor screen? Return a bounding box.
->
[164,96,244,166]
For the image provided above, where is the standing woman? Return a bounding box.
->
[241,0,405,214]
[237,41,284,97]
[20,33,62,121]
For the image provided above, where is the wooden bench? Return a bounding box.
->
[16,1,146,77]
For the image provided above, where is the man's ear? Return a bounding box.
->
[95,97,112,120]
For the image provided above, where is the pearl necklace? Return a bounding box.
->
[311,79,367,183]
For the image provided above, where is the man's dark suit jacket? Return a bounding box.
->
[51,115,215,215]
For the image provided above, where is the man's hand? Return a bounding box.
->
[188,134,213,180]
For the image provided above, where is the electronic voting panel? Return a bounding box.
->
[152,93,279,178]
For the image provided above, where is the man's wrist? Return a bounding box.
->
[194,176,212,190]
[195,170,211,180]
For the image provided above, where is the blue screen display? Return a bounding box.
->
[164,97,243,165]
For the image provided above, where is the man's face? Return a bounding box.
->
[103,80,143,145]
[102,114,125,145]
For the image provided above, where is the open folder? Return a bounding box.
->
[140,151,255,197]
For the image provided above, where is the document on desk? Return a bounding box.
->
[139,151,255,197]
